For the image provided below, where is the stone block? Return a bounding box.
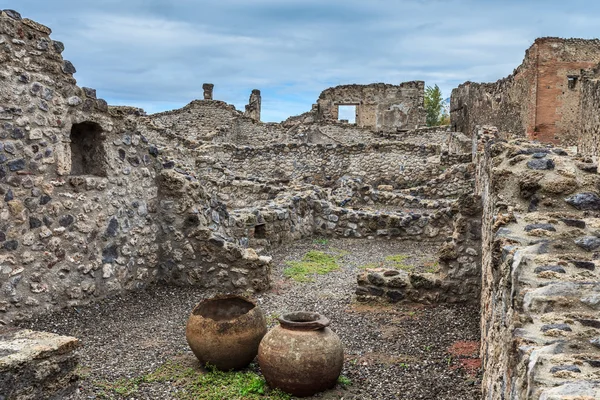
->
[0,328,80,399]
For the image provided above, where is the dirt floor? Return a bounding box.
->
[18,238,482,400]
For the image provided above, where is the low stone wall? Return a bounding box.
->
[400,162,476,199]
[355,194,482,304]
[479,137,600,399]
[153,170,272,293]
[377,127,450,147]
[328,180,456,211]
[196,142,441,189]
[223,189,455,249]
[0,327,79,400]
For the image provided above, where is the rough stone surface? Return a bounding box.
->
[0,328,79,400]
[478,130,600,400]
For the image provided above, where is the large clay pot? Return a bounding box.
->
[258,311,344,397]
[186,294,267,370]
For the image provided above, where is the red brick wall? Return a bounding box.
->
[452,38,600,145]
[530,39,600,144]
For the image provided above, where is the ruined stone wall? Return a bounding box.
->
[222,189,455,249]
[452,38,600,145]
[450,47,536,138]
[316,82,426,132]
[354,195,482,304]
[478,136,600,399]
[0,11,270,324]
[578,73,600,159]
[290,123,381,145]
[399,162,475,199]
[196,142,441,189]
[534,38,600,144]
[145,100,287,146]
[0,12,157,323]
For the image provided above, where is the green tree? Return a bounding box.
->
[424,84,445,126]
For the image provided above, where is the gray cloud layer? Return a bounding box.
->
[5,0,600,121]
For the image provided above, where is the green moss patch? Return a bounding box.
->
[95,361,291,400]
[384,254,414,271]
[284,250,341,282]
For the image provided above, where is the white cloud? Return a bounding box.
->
[5,0,600,121]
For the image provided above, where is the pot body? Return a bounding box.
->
[185,295,267,370]
[258,324,344,397]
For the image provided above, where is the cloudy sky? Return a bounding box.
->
[5,1,600,121]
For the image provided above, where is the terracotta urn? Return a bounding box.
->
[258,311,344,397]
[186,294,267,370]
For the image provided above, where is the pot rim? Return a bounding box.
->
[191,294,257,321]
[278,311,330,330]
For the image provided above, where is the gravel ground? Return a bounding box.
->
[18,238,481,400]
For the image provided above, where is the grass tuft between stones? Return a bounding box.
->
[95,361,292,400]
[283,250,341,282]
[384,254,413,271]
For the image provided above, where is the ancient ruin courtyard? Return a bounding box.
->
[18,238,481,399]
[2,4,600,400]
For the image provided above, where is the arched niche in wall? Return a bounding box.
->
[70,121,108,176]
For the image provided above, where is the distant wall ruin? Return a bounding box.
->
[451,38,600,144]
[315,82,426,132]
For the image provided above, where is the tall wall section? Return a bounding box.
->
[477,128,600,399]
[451,45,537,138]
[0,10,270,324]
[578,66,600,159]
[452,38,600,145]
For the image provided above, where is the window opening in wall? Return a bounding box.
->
[254,224,267,238]
[338,105,357,124]
[567,75,578,90]
[70,121,107,176]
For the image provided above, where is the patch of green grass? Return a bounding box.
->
[95,378,140,397]
[96,361,292,400]
[284,251,341,282]
[384,254,414,271]
[337,375,352,388]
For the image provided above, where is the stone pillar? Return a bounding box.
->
[244,89,261,122]
[203,83,214,100]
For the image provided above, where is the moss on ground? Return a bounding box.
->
[283,250,341,282]
[95,361,292,400]
[384,254,414,271]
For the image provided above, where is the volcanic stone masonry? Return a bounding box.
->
[2,7,600,400]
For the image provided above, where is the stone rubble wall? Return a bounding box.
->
[376,126,451,147]
[450,64,534,139]
[479,135,600,399]
[196,142,442,190]
[223,189,454,248]
[328,178,457,211]
[578,75,600,160]
[0,11,271,325]
[398,162,475,199]
[154,169,272,293]
[146,100,288,146]
[354,192,482,304]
